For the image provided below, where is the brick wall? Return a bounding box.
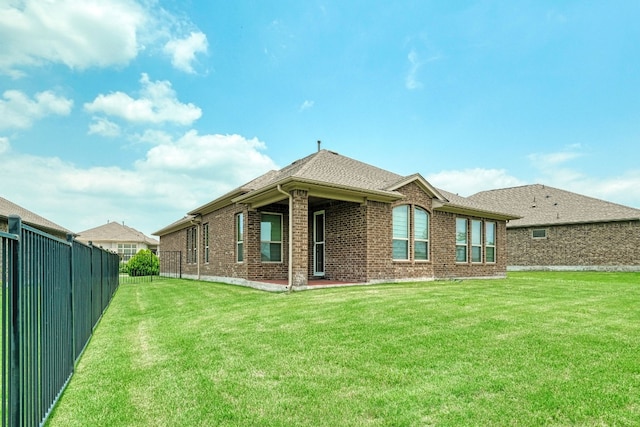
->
[432,211,508,278]
[321,201,368,282]
[508,220,640,268]
[158,181,510,284]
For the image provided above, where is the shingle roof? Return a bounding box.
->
[0,196,72,236]
[76,221,158,245]
[155,149,520,235]
[244,149,407,195]
[468,184,640,228]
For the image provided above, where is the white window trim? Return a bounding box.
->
[414,207,430,262]
[392,205,410,261]
[456,217,468,263]
[260,212,283,263]
[236,213,244,263]
[485,221,496,264]
[471,219,483,264]
[532,228,547,239]
[203,222,210,264]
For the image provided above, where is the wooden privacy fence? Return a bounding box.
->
[1,215,119,427]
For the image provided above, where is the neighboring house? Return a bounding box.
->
[154,149,518,288]
[468,184,640,271]
[0,196,72,239]
[76,221,159,262]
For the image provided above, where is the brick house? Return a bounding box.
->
[76,221,159,262]
[468,184,640,271]
[153,150,519,289]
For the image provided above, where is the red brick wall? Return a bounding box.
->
[158,181,510,283]
[321,201,368,282]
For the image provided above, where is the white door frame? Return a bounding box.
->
[313,210,325,276]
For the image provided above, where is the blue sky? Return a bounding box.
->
[1,0,639,237]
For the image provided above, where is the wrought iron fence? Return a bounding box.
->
[158,251,182,279]
[1,215,119,427]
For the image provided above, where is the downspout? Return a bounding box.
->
[276,185,293,289]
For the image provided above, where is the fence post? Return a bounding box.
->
[8,215,21,426]
[67,234,75,367]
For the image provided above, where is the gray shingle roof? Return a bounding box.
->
[244,149,406,195]
[468,184,640,227]
[0,196,72,236]
[76,221,158,245]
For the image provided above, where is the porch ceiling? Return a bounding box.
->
[232,178,402,209]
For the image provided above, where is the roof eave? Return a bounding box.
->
[152,215,197,236]
[188,188,249,216]
[434,203,521,221]
[507,217,640,228]
[232,177,403,209]
[387,174,448,202]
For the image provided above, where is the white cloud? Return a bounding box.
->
[0,137,9,154]
[0,0,208,77]
[427,168,525,196]
[528,150,583,166]
[527,145,640,208]
[299,100,314,112]
[405,49,423,90]
[163,32,208,74]
[0,0,146,76]
[88,117,121,137]
[0,89,73,130]
[84,73,202,126]
[136,130,277,182]
[0,133,278,236]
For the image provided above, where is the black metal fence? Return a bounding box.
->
[1,215,119,427]
[158,251,182,279]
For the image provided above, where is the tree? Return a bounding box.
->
[125,249,159,277]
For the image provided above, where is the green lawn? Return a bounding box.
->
[47,272,640,426]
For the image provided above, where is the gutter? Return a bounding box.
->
[276,184,293,289]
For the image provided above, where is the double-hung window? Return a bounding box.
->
[456,218,468,262]
[186,226,197,264]
[236,213,244,262]
[485,222,496,263]
[392,205,410,260]
[414,207,429,261]
[471,220,482,263]
[260,213,282,262]
[203,222,209,263]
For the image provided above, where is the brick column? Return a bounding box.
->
[291,189,309,287]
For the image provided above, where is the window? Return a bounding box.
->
[414,207,429,261]
[117,243,137,262]
[186,226,197,264]
[392,205,410,260]
[260,213,282,262]
[456,218,468,262]
[471,220,482,263]
[532,229,547,239]
[236,213,244,262]
[486,222,496,263]
[203,223,209,263]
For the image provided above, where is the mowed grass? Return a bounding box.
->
[47,272,640,426]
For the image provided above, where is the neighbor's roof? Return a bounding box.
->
[76,221,158,245]
[0,196,72,236]
[154,150,519,235]
[468,184,640,228]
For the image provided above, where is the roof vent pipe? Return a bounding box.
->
[317,140,321,152]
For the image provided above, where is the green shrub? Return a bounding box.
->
[125,249,159,277]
